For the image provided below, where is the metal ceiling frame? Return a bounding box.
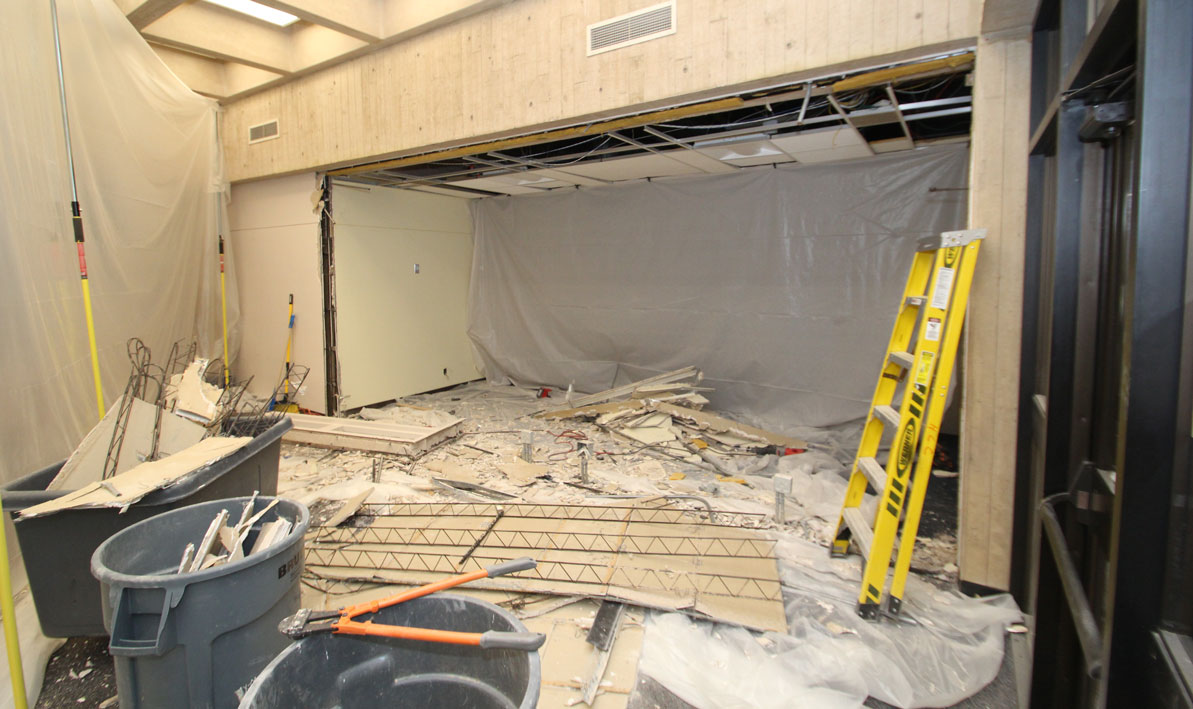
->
[337,54,975,196]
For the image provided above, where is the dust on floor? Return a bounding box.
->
[282,381,1009,709]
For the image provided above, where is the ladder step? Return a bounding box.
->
[843,508,873,559]
[888,351,914,369]
[874,405,901,429]
[905,296,926,307]
[858,456,887,492]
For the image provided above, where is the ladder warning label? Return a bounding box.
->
[915,351,935,387]
[930,267,955,309]
[924,317,942,342]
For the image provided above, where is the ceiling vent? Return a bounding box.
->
[248,119,279,144]
[587,1,675,56]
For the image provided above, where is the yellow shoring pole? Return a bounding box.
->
[219,235,230,387]
[0,497,27,709]
[282,294,294,401]
[52,0,104,420]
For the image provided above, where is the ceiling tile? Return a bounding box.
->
[770,126,865,155]
[696,140,795,166]
[871,137,915,153]
[786,144,874,163]
[445,176,545,195]
[561,153,703,181]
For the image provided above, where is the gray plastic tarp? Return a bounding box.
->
[0,0,233,483]
[467,144,968,427]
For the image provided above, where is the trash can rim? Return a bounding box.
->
[90,495,309,588]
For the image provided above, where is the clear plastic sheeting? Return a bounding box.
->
[0,0,233,483]
[639,537,1022,709]
[468,145,968,428]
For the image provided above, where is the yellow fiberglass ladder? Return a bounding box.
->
[831,228,984,620]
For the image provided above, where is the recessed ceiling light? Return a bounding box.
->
[205,0,298,27]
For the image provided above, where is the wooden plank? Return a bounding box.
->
[283,412,462,455]
[830,52,976,93]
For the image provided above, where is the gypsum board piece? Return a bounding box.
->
[177,543,195,573]
[323,488,371,528]
[189,509,229,573]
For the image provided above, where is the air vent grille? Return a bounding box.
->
[588,1,675,56]
[248,119,279,144]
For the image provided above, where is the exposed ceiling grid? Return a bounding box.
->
[336,57,975,197]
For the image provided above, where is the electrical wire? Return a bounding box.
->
[834,89,872,110]
[893,75,957,95]
[653,99,831,130]
[1063,65,1134,101]
[505,133,606,160]
[495,136,617,167]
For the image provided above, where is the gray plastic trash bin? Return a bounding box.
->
[3,415,290,637]
[239,593,541,709]
[92,496,309,709]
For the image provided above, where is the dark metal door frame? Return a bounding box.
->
[1018,0,1193,704]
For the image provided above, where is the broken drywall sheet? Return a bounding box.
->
[170,359,224,423]
[322,486,373,527]
[20,436,251,518]
[50,396,206,491]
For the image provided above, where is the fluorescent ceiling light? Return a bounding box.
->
[205,0,299,27]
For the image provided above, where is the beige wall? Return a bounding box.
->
[960,32,1030,590]
[331,183,481,409]
[227,172,328,412]
[221,0,981,183]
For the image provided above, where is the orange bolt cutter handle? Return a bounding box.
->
[280,558,544,651]
[333,619,545,650]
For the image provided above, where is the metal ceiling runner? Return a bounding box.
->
[333,51,976,197]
